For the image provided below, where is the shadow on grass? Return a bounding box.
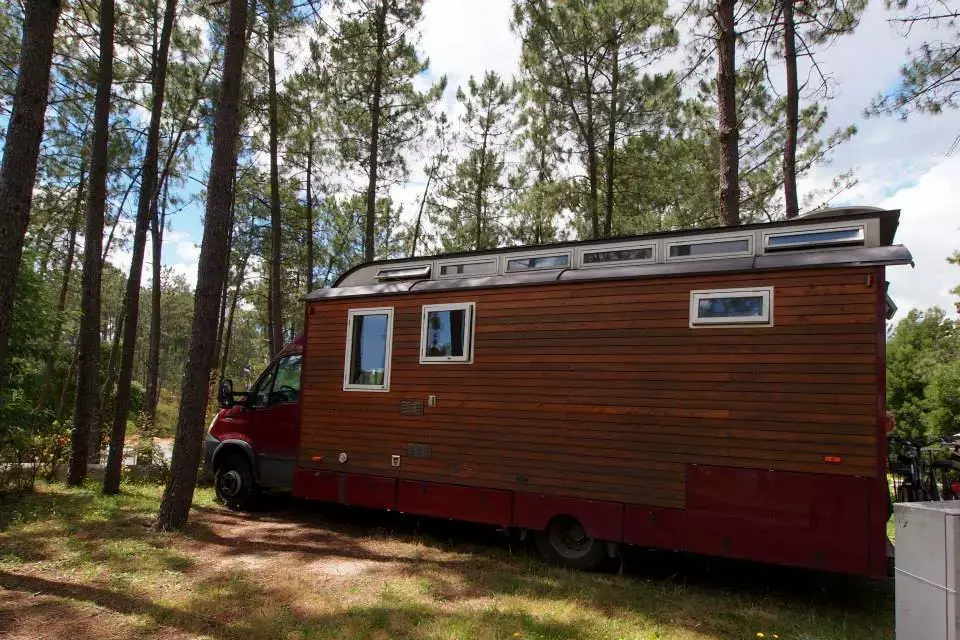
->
[0,485,894,640]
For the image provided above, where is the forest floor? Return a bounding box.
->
[0,483,893,640]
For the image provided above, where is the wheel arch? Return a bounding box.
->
[212,440,260,483]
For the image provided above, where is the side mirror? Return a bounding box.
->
[218,379,234,409]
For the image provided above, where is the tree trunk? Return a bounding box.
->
[782,0,799,219]
[364,2,387,262]
[716,0,740,227]
[473,128,490,250]
[0,0,62,392]
[57,339,79,421]
[145,181,168,422]
[603,39,619,238]
[305,136,314,292]
[156,0,250,531]
[584,56,599,240]
[410,162,436,258]
[220,247,249,381]
[104,0,178,495]
[95,309,123,463]
[38,161,86,411]
[266,0,284,355]
[69,0,115,486]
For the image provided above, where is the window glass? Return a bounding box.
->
[766,228,863,250]
[425,309,467,358]
[376,265,430,281]
[698,296,765,319]
[252,364,276,407]
[348,312,390,387]
[269,355,302,404]
[439,260,496,277]
[583,247,653,264]
[506,254,569,272]
[669,238,750,258]
[690,288,772,326]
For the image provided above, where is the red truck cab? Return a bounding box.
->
[204,334,303,507]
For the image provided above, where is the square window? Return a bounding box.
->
[343,308,394,391]
[420,303,475,363]
[690,287,773,326]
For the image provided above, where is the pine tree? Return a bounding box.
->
[327,0,444,261]
[431,72,517,252]
[0,0,62,392]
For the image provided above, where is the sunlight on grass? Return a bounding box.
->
[0,482,894,640]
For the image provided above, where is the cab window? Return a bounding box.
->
[252,363,276,408]
[269,355,302,404]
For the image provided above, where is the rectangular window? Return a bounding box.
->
[690,287,773,327]
[764,227,864,252]
[505,253,570,272]
[376,264,431,281]
[343,308,394,391]
[580,244,655,267]
[668,237,752,260]
[438,259,497,278]
[420,303,475,364]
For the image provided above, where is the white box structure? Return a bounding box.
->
[895,502,960,640]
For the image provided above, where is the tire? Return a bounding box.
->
[534,516,606,571]
[214,453,257,510]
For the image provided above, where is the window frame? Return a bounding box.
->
[437,257,498,279]
[342,307,395,392]
[666,234,754,262]
[419,302,476,364]
[375,264,432,282]
[689,286,774,327]
[577,241,656,268]
[762,225,864,252]
[501,249,572,274]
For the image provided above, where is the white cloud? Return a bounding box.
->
[882,158,960,321]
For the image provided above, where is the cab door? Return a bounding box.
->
[244,354,302,490]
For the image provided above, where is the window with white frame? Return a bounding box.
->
[763,226,864,252]
[343,307,394,391]
[505,253,570,273]
[420,302,475,363]
[668,236,752,260]
[689,287,773,327]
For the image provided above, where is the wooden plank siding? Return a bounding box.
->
[299,266,881,510]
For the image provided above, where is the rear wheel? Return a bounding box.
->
[535,516,606,571]
[215,453,257,510]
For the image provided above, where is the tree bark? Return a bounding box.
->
[603,38,619,237]
[219,247,249,381]
[410,162,436,258]
[0,0,62,392]
[583,56,600,240]
[157,0,250,531]
[716,0,740,227]
[473,128,489,250]
[69,0,115,486]
[266,0,284,355]
[782,0,799,219]
[145,181,167,422]
[95,308,123,463]
[38,161,86,411]
[364,2,388,262]
[57,339,79,421]
[305,136,314,292]
[104,0,178,495]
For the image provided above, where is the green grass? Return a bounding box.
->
[0,483,894,640]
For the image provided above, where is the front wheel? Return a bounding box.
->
[215,453,257,510]
[535,516,606,571]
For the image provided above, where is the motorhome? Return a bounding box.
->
[206,206,909,576]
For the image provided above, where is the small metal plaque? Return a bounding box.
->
[407,443,432,459]
[399,400,424,416]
